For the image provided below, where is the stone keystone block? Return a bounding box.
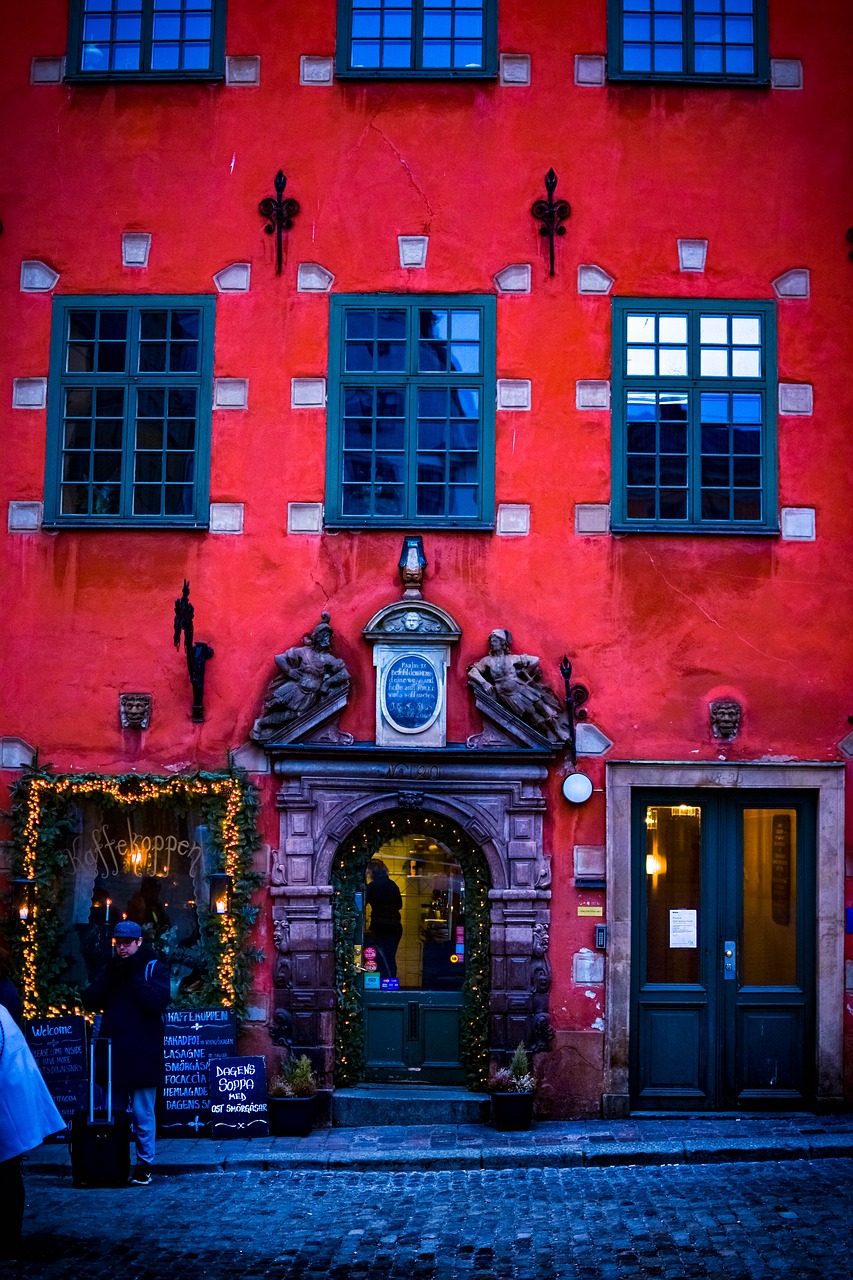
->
[574,55,606,86]
[398,236,428,268]
[778,383,813,415]
[288,502,324,534]
[291,378,326,408]
[780,507,815,541]
[31,57,65,84]
[575,503,610,535]
[497,379,531,410]
[771,59,803,89]
[213,263,251,292]
[499,54,531,85]
[576,380,610,410]
[496,504,530,536]
[213,378,249,409]
[300,56,334,85]
[578,264,614,294]
[8,502,43,532]
[494,264,531,294]
[209,503,244,533]
[298,262,335,292]
[20,260,60,292]
[1,737,37,769]
[772,268,810,299]
[122,233,151,268]
[678,239,708,272]
[12,378,47,409]
[225,56,260,85]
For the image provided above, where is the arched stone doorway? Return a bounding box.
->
[268,751,554,1090]
[331,810,491,1086]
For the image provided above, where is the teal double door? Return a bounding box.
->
[631,790,815,1110]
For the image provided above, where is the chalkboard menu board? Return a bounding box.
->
[26,1016,88,1132]
[159,1008,236,1137]
[209,1055,269,1138]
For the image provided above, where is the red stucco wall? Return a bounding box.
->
[1,0,852,1109]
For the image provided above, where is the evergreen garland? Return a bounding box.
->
[5,762,263,1021]
[332,811,491,1089]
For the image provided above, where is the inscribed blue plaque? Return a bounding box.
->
[384,654,439,729]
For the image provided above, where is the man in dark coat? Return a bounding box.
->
[82,920,170,1184]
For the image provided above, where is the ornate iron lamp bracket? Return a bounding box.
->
[531,168,571,277]
[258,170,300,275]
[173,580,214,723]
[559,655,589,767]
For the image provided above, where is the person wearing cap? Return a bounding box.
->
[82,919,170,1185]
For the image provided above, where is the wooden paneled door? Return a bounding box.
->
[630,790,815,1110]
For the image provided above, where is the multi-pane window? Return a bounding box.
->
[337,0,497,77]
[611,299,777,532]
[66,0,225,80]
[44,297,214,527]
[608,0,769,82]
[327,295,496,527]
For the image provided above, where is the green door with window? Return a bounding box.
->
[358,833,467,1084]
[631,790,815,1109]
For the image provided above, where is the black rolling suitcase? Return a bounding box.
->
[71,1040,132,1188]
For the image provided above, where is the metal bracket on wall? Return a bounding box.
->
[531,169,571,276]
[259,170,300,275]
[173,580,214,723]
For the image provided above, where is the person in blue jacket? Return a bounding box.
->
[0,1003,65,1259]
[82,919,170,1185]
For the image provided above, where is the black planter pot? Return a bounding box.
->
[268,1095,316,1137]
[490,1091,535,1131]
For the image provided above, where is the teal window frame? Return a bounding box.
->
[44,295,215,529]
[65,0,226,83]
[611,297,778,534]
[336,0,498,79]
[607,0,769,85]
[326,293,496,529]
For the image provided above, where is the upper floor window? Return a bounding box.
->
[44,296,215,528]
[66,0,226,81]
[326,294,496,528]
[607,0,769,84]
[610,298,777,533]
[336,0,498,78]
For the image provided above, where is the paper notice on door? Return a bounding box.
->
[669,909,697,949]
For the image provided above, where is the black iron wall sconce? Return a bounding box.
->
[258,170,300,275]
[531,169,571,277]
[173,580,214,724]
[13,878,36,923]
[559,655,590,768]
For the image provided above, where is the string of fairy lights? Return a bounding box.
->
[10,769,261,1021]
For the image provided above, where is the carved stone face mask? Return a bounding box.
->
[710,699,741,740]
[120,693,152,730]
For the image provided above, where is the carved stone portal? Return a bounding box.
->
[268,754,554,1085]
[119,692,152,730]
[710,698,742,741]
[251,612,350,745]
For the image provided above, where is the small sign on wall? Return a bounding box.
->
[669,909,697,949]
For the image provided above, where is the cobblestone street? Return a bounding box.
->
[9,1158,853,1279]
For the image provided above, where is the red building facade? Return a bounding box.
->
[2,0,852,1116]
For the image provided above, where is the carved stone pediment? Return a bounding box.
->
[467,685,556,751]
[254,690,353,748]
[362,600,461,644]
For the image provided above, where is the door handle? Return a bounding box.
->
[407,1001,420,1041]
[723,940,736,981]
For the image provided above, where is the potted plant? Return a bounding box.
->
[487,1043,536,1131]
[267,1054,318,1137]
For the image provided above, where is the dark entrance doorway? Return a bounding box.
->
[630,789,816,1110]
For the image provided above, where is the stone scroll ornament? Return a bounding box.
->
[467,629,573,746]
[251,612,350,743]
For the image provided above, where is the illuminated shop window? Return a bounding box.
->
[611,298,778,533]
[326,294,496,528]
[337,0,497,77]
[66,0,226,81]
[44,296,214,528]
[607,0,769,84]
